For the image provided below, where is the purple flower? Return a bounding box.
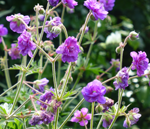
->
[102,115,114,128]
[71,108,91,126]
[40,111,54,124]
[0,24,8,43]
[48,0,59,6]
[81,79,106,104]
[8,44,21,60]
[110,58,120,71]
[113,67,129,90]
[47,100,62,114]
[37,87,54,109]
[84,0,108,20]
[130,51,149,76]
[6,13,30,33]
[123,108,141,128]
[56,36,81,63]
[18,30,36,57]
[99,0,115,11]
[29,111,54,126]
[32,78,49,93]
[29,111,43,126]
[62,0,78,9]
[101,98,114,112]
[44,17,62,40]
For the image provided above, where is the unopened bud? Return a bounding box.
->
[68,76,73,84]
[95,104,103,113]
[129,31,139,40]
[51,26,61,34]
[79,46,84,53]
[90,14,97,21]
[34,4,45,14]
[106,86,114,93]
[38,14,45,21]
[66,7,74,13]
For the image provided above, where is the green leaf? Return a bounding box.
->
[82,41,94,46]
[63,88,81,100]
[0,103,12,115]
[83,32,93,41]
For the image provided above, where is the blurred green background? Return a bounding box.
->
[0,0,150,128]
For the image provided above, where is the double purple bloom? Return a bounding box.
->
[0,24,8,43]
[6,13,30,33]
[81,79,106,104]
[62,0,78,9]
[130,51,149,76]
[18,30,36,57]
[56,36,81,63]
[84,0,108,20]
[113,67,129,90]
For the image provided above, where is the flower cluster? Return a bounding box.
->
[84,0,108,20]
[32,78,49,93]
[44,17,62,40]
[113,67,129,90]
[18,30,36,57]
[29,110,54,126]
[71,108,91,126]
[37,88,54,109]
[8,44,21,60]
[82,79,106,104]
[123,108,141,128]
[56,36,81,63]
[6,13,30,33]
[130,51,149,76]
[0,24,8,43]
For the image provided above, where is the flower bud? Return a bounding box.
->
[90,14,97,21]
[34,4,45,14]
[79,46,84,53]
[95,104,104,113]
[51,26,61,34]
[66,7,74,13]
[106,86,114,94]
[38,14,45,21]
[68,76,73,84]
[129,31,139,40]
[115,46,121,54]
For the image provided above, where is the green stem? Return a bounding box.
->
[38,55,43,79]
[35,43,53,62]
[93,20,98,39]
[36,8,39,42]
[61,25,68,38]
[102,76,117,84]
[71,75,81,91]
[39,3,49,42]
[85,43,93,67]
[52,61,58,97]
[0,81,20,97]
[96,116,103,129]
[108,48,124,129]
[55,108,59,129]
[8,98,30,119]
[4,122,8,129]
[58,98,84,129]
[9,48,38,115]
[9,72,26,115]
[61,5,65,22]
[60,63,72,99]
[2,38,11,89]
[90,102,95,129]
[78,11,91,45]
